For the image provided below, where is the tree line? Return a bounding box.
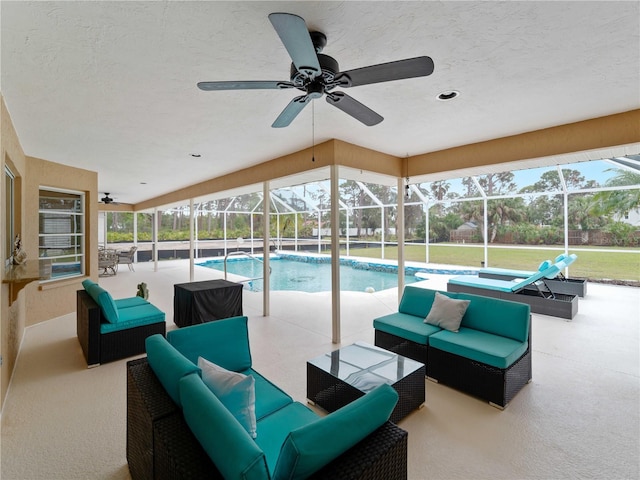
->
[107,168,640,247]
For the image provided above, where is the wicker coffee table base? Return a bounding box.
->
[307,361,426,424]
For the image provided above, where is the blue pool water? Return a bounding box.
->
[197,255,419,293]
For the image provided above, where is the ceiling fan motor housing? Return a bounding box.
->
[290,53,339,92]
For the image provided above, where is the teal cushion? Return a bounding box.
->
[117,303,165,323]
[373,312,441,345]
[100,313,164,334]
[448,275,517,292]
[398,286,440,317]
[114,296,149,309]
[179,374,270,480]
[271,384,398,480]
[537,260,552,271]
[241,368,293,420]
[86,284,119,323]
[145,335,200,406]
[167,316,252,372]
[254,402,319,475]
[455,292,530,342]
[429,327,528,369]
[82,279,96,290]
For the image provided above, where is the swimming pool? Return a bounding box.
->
[197,254,419,293]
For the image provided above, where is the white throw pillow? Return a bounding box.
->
[424,292,470,332]
[198,356,257,438]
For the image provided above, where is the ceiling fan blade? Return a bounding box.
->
[197,81,294,91]
[335,56,434,88]
[272,95,311,128]
[326,92,383,126]
[268,13,321,79]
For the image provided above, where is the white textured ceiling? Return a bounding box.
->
[1,1,639,205]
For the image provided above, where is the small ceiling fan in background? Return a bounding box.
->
[100,193,118,205]
[197,12,434,127]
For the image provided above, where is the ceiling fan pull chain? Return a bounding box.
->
[312,101,315,162]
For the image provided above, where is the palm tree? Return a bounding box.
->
[590,169,640,217]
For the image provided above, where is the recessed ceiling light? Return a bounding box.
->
[190,153,201,158]
[437,90,460,101]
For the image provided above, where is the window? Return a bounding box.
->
[39,187,84,280]
[5,166,15,265]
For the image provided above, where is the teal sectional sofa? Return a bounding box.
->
[127,316,409,480]
[374,286,531,408]
[76,280,165,366]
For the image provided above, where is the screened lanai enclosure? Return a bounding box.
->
[103,155,640,285]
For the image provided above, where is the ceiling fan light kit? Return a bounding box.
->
[197,12,434,128]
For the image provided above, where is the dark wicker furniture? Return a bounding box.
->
[76,290,165,366]
[447,281,578,320]
[428,339,532,408]
[307,342,426,424]
[127,357,409,480]
[375,329,428,366]
[374,324,532,409]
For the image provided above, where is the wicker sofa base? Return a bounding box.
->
[127,357,409,480]
[375,330,428,366]
[77,290,166,366]
[427,345,532,409]
[374,330,532,409]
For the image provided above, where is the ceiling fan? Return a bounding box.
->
[197,12,434,127]
[100,193,117,205]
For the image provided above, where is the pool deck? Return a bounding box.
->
[2,257,638,479]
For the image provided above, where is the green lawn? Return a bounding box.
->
[341,244,640,283]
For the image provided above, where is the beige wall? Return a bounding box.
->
[24,156,98,325]
[1,95,98,410]
[1,95,27,410]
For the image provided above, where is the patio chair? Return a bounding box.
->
[118,246,137,272]
[98,248,118,276]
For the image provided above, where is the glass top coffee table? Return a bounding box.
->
[307,341,425,423]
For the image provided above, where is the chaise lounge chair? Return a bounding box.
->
[447,255,578,319]
[478,254,586,297]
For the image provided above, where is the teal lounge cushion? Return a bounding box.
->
[199,357,257,438]
[114,296,149,309]
[448,275,517,292]
[82,279,96,290]
[271,383,398,480]
[374,312,441,345]
[254,402,319,475]
[429,327,528,369]
[86,284,119,323]
[167,316,252,372]
[241,368,293,420]
[180,374,270,480]
[145,335,200,406]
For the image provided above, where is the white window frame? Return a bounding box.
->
[38,186,85,282]
[5,166,15,266]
